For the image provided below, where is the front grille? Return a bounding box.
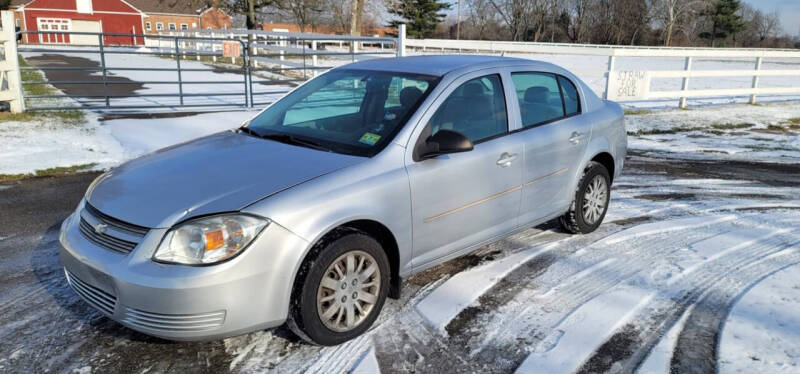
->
[79,218,138,253]
[85,203,149,236]
[79,204,149,254]
[64,268,117,316]
[123,308,226,332]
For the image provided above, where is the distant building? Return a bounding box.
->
[10,0,232,46]
[262,22,394,37]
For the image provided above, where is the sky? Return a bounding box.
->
[749,0,800,37]
[438,0,800,38]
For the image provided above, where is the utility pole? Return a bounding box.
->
[456,0,461,40]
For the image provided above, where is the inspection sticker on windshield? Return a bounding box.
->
[359,132,381,146]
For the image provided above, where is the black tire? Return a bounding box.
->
[560,161,611,234]
[287,228,390,346]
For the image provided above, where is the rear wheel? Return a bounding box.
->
[560,161,611,234]
[288,229,390,346]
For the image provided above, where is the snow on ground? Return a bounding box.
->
[625,102,800,163]
[718,263,800,373]
[0,110,256,175]
[415,238,561,333]
[0,112,123,174]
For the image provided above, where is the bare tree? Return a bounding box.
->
[651,0,701,46]
[754,10,780,46]
[279,0,326,31]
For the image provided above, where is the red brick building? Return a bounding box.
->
[10,0,232,46]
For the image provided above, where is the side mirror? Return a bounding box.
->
[417,129,473,160]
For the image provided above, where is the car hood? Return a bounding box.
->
[86,131,365,228]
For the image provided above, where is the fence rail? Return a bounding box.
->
[402,37,800,108]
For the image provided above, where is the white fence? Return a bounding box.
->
[402,38,800,108]
[155,28,398,75]
[0,11,24,112]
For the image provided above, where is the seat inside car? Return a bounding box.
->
[430,82,504,142]
[520,86,561,126]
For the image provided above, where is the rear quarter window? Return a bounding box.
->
[558,76,581,116]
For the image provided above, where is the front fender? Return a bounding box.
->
[242,144,413,284]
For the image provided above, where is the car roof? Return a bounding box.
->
[340,55,536,76]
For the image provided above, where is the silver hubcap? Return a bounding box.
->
[582,175,608,225]
[317,250,381,332]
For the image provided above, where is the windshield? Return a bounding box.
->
[246,69,440,157]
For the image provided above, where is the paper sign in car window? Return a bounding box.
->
[359,132,381,146]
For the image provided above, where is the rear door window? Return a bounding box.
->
[510,72,565,127]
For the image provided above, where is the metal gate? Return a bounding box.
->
[17,30,398,112]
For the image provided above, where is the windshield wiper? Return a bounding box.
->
[238,126,262,138]
[259,132,332,152]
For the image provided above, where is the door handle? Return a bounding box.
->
[569,131,586,145]
[496,152,518,167]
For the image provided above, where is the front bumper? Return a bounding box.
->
[58,207,309,341]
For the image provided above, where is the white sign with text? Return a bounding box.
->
[608,71,650,101]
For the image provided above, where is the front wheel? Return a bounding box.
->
[288,230,390,346]
[560,161,611,234]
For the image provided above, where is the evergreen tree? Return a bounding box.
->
[699,0,745,47]
[387,0,451,39]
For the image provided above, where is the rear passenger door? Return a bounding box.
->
[509,72,591,225]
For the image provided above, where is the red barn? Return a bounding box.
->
[10,0,233,46]
[12,0,145,46]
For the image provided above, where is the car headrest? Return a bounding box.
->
[399,86,423,108]
[524,86,550,104]
[463,82,485,97]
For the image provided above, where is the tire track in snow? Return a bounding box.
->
[572,224,800,374]
[670,248,800,374]
[458,217,730,372]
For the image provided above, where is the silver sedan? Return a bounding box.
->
[59,55,626,345]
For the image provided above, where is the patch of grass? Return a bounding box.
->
[0,109,85,125]
[624,109,651,115]
[630,126,702,136]
[18,55,55,97]
[0,163,97,182]
[711,122,754,130]
[12,55,87,125]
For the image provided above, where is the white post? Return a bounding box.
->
[603,55,615,100]
[1,11,25,113]
[749,56,763,104]
[679,56,692,109]
[311,40,317,77]
[196,31,200,61]
[397,24,406,57]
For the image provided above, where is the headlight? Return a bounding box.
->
[153,214,268,265]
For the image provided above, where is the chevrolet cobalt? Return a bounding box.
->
[60,55,626,345]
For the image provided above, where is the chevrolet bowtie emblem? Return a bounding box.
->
[93,223,108,235]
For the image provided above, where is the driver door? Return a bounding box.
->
[405,72,524,268]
